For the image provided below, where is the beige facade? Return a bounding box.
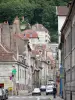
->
[60,1,75,100]
[0,23,33,95]
[0,19,53,95]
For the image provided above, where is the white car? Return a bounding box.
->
[46,85,53,95]
[40,85,46,91]
[32,88,41,95]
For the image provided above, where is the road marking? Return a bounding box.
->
[50,96,53,100]
[9,96,14,98]
[37,97,40,100]
[15,97,19,98]
[29,96,33,98]
[22,96,26,98]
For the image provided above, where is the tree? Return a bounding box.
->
[0,0,69,42]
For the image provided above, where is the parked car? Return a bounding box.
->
[46,85,53,95]
[32,88,41,96]
[0,88,3,100]
[0,88,6,100]
[40,85,46,91]
[2,89,8,99]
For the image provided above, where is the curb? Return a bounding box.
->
[24,92,32,96]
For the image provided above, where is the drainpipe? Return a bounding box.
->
[70,19,72,100]
[17,63,19,95]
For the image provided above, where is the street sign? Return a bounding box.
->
[12,69,16,75]
[60,74,64,78]
[10,76,12,80]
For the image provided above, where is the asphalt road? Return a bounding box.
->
[8,92,53,100]
[8,95,53,100]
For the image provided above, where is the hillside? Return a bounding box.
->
[0,0,70,42]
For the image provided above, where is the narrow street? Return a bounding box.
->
[8,92,63,100]
[1,0,75,100]
[8,95,52,100]
[8,95,63,100]
[8,92,52,100]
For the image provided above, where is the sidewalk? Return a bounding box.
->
[52,96,64,100]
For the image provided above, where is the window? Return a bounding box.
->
[20,69,21,78]
[64,40,66,56]
[14,41,16,47]
[23,70,24,78]
[45,40,47,42]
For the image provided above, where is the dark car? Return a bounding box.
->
[3,89,8,99]
[40,85,46,92]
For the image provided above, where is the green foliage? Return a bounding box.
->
[0,0,69,42]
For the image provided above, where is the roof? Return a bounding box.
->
[56,6,69,16]
[32,24,48,32]
[14,34,29,40]
[61,0,74,33]
[15,29,38,39]
[0,43,16,61]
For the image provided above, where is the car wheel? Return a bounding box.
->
[6,97,8,99]
[39,93,41,95]
[46,93,48,95]
[32,94,34,96]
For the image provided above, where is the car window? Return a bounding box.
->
[34,88,40,92]
[46,86,53,89]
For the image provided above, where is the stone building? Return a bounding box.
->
[56,6,69,96]
[32,23,50,45]
[0,23,32,95]
[56,6,69,69]
[60,0,75,100]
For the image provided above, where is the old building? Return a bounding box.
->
[56,6,69,69]
[56,6,69,96]
[0,23,32,95]
[32,23,50,45]
[60,0,75,100]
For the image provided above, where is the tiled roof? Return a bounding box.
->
[56,6,69,16]
[14,29,38,39]
[0,43,16,61]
